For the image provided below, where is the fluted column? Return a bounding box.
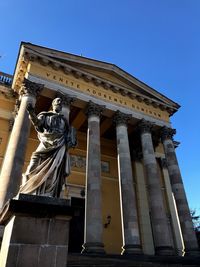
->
[113,111,142,255]
[0,79,43,209]
[161,127,200,256]
[138,119,174,256]
[82,101,105,254]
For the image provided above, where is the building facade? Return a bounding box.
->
[0,43,199,256]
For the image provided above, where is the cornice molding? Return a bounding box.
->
[13,47,178,116]
[20,43,180,109]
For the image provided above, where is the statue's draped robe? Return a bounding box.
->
[20,111,70,197]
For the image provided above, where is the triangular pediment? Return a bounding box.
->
[13,42,180,114]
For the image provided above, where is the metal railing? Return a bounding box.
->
[0,72,12,86]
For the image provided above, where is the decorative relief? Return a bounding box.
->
[138,119,154,134]
[70,154,110,173]
[160,126,176,141]
[85,100,105,118]
[113,110,131,126]
[19,78,44,97]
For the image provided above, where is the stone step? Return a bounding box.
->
[67,253,200,267]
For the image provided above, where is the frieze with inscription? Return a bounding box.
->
[43,69,168,121]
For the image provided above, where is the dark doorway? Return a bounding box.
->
[68,197,85,253]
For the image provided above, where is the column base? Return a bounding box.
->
[121,244,143,255]
[81,242,105,255]
[155,246,175,256]
[184,248,200,257]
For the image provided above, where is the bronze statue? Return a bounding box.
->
[20,97,76,197]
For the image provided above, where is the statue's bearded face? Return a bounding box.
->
[52,98,62,113]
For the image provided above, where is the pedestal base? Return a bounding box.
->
[184,248,200,257]
[155,246,175,256]
[81,242,105,255]
[0,194,72,267]
[121,244,143,255]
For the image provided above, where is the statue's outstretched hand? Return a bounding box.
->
[26,103,35,114]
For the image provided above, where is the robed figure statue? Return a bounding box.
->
[20,97,76,197]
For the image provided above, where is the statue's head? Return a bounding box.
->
[52,97,62,113]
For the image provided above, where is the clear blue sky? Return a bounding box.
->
[0,0,199,211]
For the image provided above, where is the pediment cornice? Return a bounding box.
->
[12,43,180,116]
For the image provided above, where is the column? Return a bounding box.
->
[82,101,105,254]
[161,127,200,256]
[0,78,43,209]
[138,119,174,256]
[113,111,142,255]
[159,158,184,256]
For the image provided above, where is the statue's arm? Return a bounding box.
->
[26,103,41,128]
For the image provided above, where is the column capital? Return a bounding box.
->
[113,110,131,126]
[19,78,44,97]
[161,127,176,141]
[138,119,153,134]
[56,91,75,106]
[85,101,105,118]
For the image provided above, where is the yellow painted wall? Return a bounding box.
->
[0,89,15,170]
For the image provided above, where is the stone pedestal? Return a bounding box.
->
[0,194,72,267]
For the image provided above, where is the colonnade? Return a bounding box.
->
[0,80,199,256]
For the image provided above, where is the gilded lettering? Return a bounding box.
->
[109,96,112,100]
[114,98,118,102]
[87,88,90,92]
[77,84,80,88]
[65,80,68,84]
[53,75,56,80]
[104,94,107,98]
[93,90,96,94]
[98,92,101,96]
[46,73,51,77]
[71,82,74,86]
[59,77,63,82]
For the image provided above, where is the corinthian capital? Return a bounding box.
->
[138,119,153,134]
[160,127,176,141]
[56,91,75,106]
[20,78,44,97]
[113,110,131,126]
[85,101,105,117]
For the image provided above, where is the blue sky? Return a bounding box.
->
[0,0,199,211]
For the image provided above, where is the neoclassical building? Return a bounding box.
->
[0,42,199,256]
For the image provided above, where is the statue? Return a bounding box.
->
[19,97,77,197]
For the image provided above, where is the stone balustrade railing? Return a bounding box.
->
[0,72,12,86]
